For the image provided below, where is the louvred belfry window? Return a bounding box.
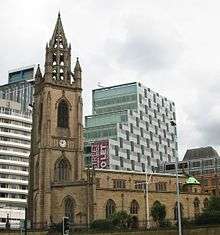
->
[57,100,69,128]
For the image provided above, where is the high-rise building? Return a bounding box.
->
[0,65,35,112]
[161,146,220,196]
[84,82,177,172]
[0,99,31,227]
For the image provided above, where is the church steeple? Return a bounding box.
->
[44,13,73,84]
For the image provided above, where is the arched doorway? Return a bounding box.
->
[64,196,75,223]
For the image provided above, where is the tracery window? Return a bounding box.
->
[57,100,69,128]
[203,198,209,209]
[55,158,71,181]
[194,198,200,217]
[130,200,139,214]
[106,199,116,218]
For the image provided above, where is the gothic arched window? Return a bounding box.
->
[130,200,139,214]
[57,100,69,128]
[65,197,75,223]
[194,198,200,217]
[35,160,39,187]
[106,199,116,218]
[55,158,71,181]
[203,198,209,209]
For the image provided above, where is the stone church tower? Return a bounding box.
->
[28,14,93,228]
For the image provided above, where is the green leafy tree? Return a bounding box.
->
[196,196,220,225]
[109,211,132,229]
[151,201,166,227]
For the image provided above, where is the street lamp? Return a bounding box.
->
[135,163,152,229]
[170,119,182,235]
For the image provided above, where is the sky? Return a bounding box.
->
[0,0,220,159]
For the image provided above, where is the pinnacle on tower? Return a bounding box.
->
[35,64,42,82]
[74,57,82,72]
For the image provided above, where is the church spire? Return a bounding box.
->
[49,12,67,49]
[44,13,72,83]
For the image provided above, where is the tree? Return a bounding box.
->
[151,201,166,227]
[196,196,220,225]
[109,211,132,229]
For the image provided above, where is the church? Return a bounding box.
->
[28,14,209,229]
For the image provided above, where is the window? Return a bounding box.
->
[159,135,162,144]
[65,197,75,222]
[137,135,140,144]
[163,129,166,138]
[147,156,151,166]
[156,142,159,151]
[160,152,163,161]
[146,139,150,148]
[145,105,148,114]
[194,198,200,217]
[155,182,167,192]
[151,148,154,158]
[164,145,167,154]
[131,141,134,151]
[150,132,153,141]
[158,119,161,128]
[136,117,139,127]
[120,157,124,167]
[127,149,130,159]
[130,200,139,214]
[162,114,165,122]
[153,94,156,103]
[167,139,170,147]
[203,198,209,209]
[166,123,169,132]
[149,115,152,124]
[115,146,119,156]
[154,110,157,118]
[55,158,71,181]
[131,160,135,171]
[113,179,126,189]
[148,99,151,108]
[144,89,147,98]
[157,104,160,113]
[119,137,123,148]
[146,121,149,131]
[137,153,141,162]
[106,199,116,218]
[35,160,39,187]
[140,127,144,137]
[140,111,143,120]
[126,130,129,141]
[130,123,133,133]
[142,163,145,172]
[141,145,144,155]
[162,98,164,107]
[155,126,158,135]
[57,100,69,128]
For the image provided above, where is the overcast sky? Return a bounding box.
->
[0,0,220,159]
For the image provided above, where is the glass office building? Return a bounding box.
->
[0,66,35,112]
[84,82,177,172]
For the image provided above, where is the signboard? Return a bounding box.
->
[91,140,109,169]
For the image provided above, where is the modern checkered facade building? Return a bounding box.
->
[84,82,177,172]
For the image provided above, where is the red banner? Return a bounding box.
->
[91,140,109,169]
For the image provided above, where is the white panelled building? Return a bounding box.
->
[0,99,31,227]
[85,82,177,172]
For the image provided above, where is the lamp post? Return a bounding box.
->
[170,119,182,235]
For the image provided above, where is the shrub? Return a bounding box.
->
[109,211,132,229]
[151,201,166,227]
[90,219,113,230]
